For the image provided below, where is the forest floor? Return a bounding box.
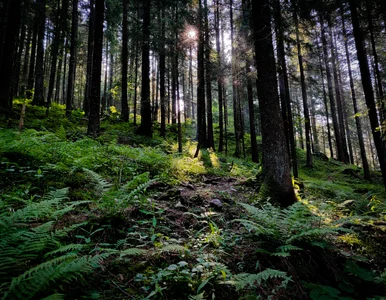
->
[1,102,386,299]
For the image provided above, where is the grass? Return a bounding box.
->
[0,102,385,299]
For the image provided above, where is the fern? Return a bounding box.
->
[226,269,291,291]
[0,187,108,299]
[83,168,112,195]
[235,201,350,256]
[6,253,110,299]
[119,248,147,258]
[158,244,186,253]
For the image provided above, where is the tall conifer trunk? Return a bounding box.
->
[349,0,386,188]
[137,0,152,136]
[87,0,104,137]
[66,0,78,116]
[252,0,295,206]
[121,0,129,121]
[32,0,46,106]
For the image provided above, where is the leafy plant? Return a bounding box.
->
[0,188,108,299]
[234,201,350,255]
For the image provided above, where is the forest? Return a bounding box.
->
[1,0,386,298]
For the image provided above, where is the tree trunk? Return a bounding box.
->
[366,0,385,121]
[294,9,312,168]
[252,0,296,207]
[13,7,26,98]
[136,0,152,136]
[87,0,104,137]
[215,0,224,152]
[21,23,32,97]
[84,0,94,115]
[159,3,166,137]
[121,0,129,121]
[320,15,345,162]
[66,0,78,116]
[26,12,38,100]
[46,0,62,107]
[204,0,214,150]
[350,0,386,188]
[340,2,370,179]
[328,17,349,163]
[246,62,259,163]
[230,0,241,157]
[32,0,46,106]
[0,0,21,113]
[274,0,297,176]
[195,0,207,151]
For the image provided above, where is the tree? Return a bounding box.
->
[159,1,166,137]
[293,6,312,168]
[195,0,207,151]
[46,0,62,108]
[349,0,386,189]
[0,0,21,114]
[66,0,78,117]
[84,0,95,116]
[32,0,46,106]
[87,0,104,137]
[136,0,152,136]
[340,1,370,179]
[121,0,129,121]
[274,0,297,176]
[204,0,214,150]
[252,0,296,206]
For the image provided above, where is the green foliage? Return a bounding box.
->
[226,269,291,291]
[234,201,349,254]
[0,188,107,299]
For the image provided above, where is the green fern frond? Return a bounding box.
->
[158,244,186,253]
[7,253,109,299]
[225,269,291,291]
[83,168,112,194]
[45,244,86,257]
[119,248,147,258]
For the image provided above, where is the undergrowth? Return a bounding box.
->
[1,103,385,299]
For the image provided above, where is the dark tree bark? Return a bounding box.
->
[315,33,334,158]
[133,31,139,125]
[328,17,349,163]
[0,0,21,113]
[21,23,32,97]
[320,15,345,162]
[204,0,214,150]
[121,0,129,121]
[13,7,27,98]
[195,0,207,151]
[274,0,297,176]
[159,2,166,137]
[293,9,312,168]
[350,0,386,188]
[137,0,152,136]
[46,0,62,107]
[246,62,259,163]
[230,0,241,157]
[340,2,370,179]
[366,1,385,121]
[87,0,104,137]
[26,9,38,100]
[252,0,295,207]
[66,0,78,117]
[84,0,94,115]
[32,0,46,106]
[215,0,224,152]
